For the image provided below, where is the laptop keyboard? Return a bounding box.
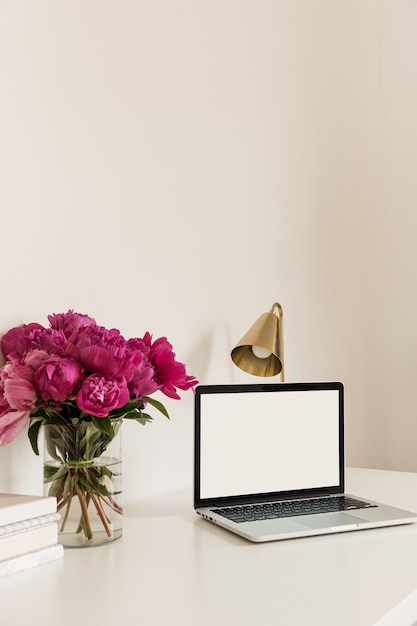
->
[212,496,377,523]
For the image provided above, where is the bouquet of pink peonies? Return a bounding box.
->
[0,310,197,543]
[0,310,197,448]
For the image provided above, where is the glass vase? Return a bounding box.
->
[43,419,123,548]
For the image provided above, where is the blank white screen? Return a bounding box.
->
[199,389,340,499]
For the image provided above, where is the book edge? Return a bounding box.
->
[0,495,57,526]
[0,513,61,537]
[0,544,64,577]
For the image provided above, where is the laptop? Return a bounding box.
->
[194,381,417,542]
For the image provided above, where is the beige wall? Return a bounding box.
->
[0,1,416,500]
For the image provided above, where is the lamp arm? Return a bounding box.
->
[271,302,284,381]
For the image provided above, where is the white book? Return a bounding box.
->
[0,522,58,561]
[0,493,57,526]
[0,544,64,578]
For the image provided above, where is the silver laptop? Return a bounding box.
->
[194,382,417,542]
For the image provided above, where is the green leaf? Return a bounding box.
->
[120,409,143,420]
[100,466,115,479]
[91,416,112,435]
[133,412,154,426]
[144,396,170,419]
[79,471,111,497]
[28,419,44,456]
[47,474,67,497]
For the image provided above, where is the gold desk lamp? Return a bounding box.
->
[231,302,284,380]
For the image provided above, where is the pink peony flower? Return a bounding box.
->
[0,372,32,444]
[125,337,158,398]
[0,409,30,446]
[48,310,96,339]
[0,382,13,416]
[1,323,44,360]
[23,349,51,371]
[143,334,198,400]
[26,328,67,355]
[0,362,37,411]
[67,325,139,380]
[76,374,130,418]
[1,326,67,361]
[34,356,84,403]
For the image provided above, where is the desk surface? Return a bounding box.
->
[2,468,417,626]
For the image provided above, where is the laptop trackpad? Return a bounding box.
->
[302,512,369,529]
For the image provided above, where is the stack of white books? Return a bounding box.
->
[0,493,64,577]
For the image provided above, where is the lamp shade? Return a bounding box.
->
[231,303,284,378]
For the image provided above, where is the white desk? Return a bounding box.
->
[2,468,417,626]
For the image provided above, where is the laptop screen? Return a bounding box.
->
[194,382,344,507]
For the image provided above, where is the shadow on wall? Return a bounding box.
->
[187,323,283,387]
[187,325,236,386]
